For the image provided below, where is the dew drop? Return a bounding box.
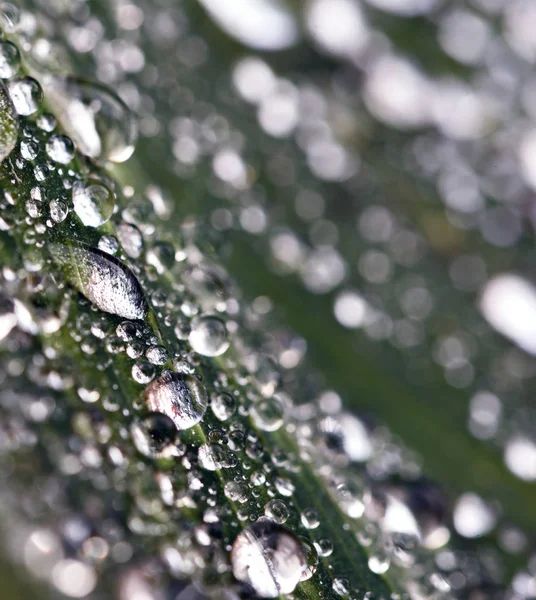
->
[0,79,17,163]
[251,396,285,432]
[49,243,147,320]
[72,179,115,227]
[0,41,20,79]
[46,134,75,164]
[265,499,289,524]
[8,77,42,116]
[48,76,137,163]
[211,392,236,421]
[131,412,179,458]
[0,3,20,33]
[117,222,143,258]
[189,315,230,357]
[145,371,208,430]
[231,520,306,598]
[182,265,228,310]
[49,199,68,223]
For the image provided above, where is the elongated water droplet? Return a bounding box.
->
[0,79,17,163]
[47,76,137,163]
[145,371,207,430]
[231,520,306,598]
[72,179,115,227]
[49,243,147,320]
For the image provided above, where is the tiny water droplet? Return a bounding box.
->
[145,371,207,430]
[49,243,147,320]
[231,520,306,598]
[48,76,137,163]
[8,76,42,116]
[0,79,17,163]
[0,41,20,78]
[72,179,115,227]
[131,412,179,458]
[189,315,229,357]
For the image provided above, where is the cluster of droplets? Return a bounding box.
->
[0,2,532,600]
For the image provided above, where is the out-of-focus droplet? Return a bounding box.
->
[49,243,147,320]
[145,371,207,430]
[251,396,285,432]
[117,222,143,258]
[231,520,306,598]
[0,3,20,33]
[48,76,137,163]
[72,179,115,227]
[0,41,20,78]
[197,0,299,51]
[0,294,16,341]
[8,76,42,116]
[0,79,18,163]
[182,265,228,310]
[189,315,229,357]
[211,392,236,421]
[131,412,179,458]
[46,134,75,164]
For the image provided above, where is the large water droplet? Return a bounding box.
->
[189,315,229,357]
[72,179,115,227]
[145,371,208,430]
[8,76,42,116]
[49,242,147,320]
[47,76,137,163]
[231,520,306,598]
[0,80,18,163]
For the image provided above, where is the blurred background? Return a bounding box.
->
[4,0,536,598]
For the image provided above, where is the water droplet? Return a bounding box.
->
[48,76,137,163]
[182,265,228,310]
[145,371,207,430]
[0,41,20,78]
[265,499,289,524]
[132,361,156,384]
[0,80,17,163]
[231,520,306,598]
[146,241,175,274]
[46,134,75,164]
[198,443,229,471]
[131,412,180,458]
[211,392,236,421]
[117,222,143,258]
[49,243,147,320]
[189,315,229,357]
[72,179,115,227]
[98,235,119,255]
[368,552,390,575]
[8,77,42,116]
[301,508,320,530]
[251,396,285,432]
[0,3,19,33]
[146,345,168,365]
[49,199,68,223]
